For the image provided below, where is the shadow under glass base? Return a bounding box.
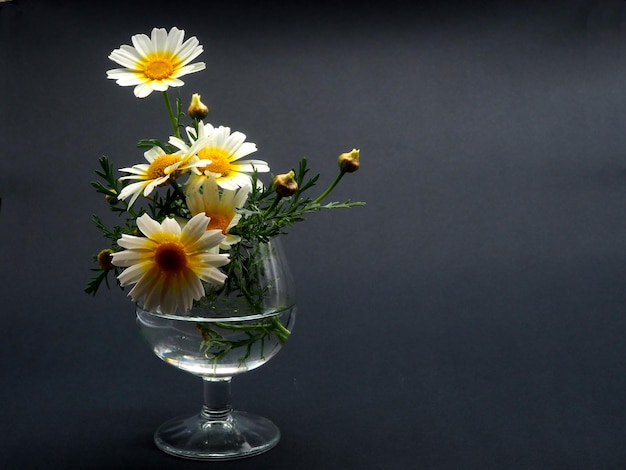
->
[153,410,281,461]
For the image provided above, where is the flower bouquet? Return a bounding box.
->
[85,27,363,460]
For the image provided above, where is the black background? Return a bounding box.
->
[2,1,626,468]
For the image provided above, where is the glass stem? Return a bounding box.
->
[201,377,233,421]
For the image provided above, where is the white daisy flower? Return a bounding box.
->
[186,121,269,193]
[110,213,229,315]
[106,27,205,98]
[117,136,210,208]
[186,177,251,249]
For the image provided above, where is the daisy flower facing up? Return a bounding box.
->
[117,136,210,208]
[107,27,205,98]
[186,177,251,249]
[110,213,229,315]
[186,122,269,193]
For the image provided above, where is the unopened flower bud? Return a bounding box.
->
[188,93,209,120]
[105,194,118,205]
[97,249,115,270]
[273,170,298,197]
[338,148,360,173]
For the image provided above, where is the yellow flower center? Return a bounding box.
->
[207,213,231,235]
[143,56,175,80]
[147,154,181,180]
[155,241,188,273]
[198,147,232,176]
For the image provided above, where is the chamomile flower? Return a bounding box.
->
[117,136,210,208]
[186,177,251,249]
[106,27,205,98]
[186,121,269,193]
[110,213,229,315]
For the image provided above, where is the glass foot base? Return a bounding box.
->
[153,410,280,461]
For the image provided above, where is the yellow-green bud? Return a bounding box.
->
[273,170,298,197]
[188,93,209,120]
[338,148,360,173]
[97,249,115,270]
[105,194,118,205]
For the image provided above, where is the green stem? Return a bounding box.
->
[271,316,291,343]
[263,195,282,217]
[212,321,267,331]
[313,170,346,204]
[169,179,187,200]
[220,333,265,349]
[210,316,290,341]
[163,91,180,139]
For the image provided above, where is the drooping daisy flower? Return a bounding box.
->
[186,121,269,193]
[186,177,251,249]
[110,213,229,315]
[106,27,205,98]
[118,136,210,208]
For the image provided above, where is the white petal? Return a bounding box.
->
[144,146,165,162]
[233,142,258,159]
[220,235,241,248]
[119,164,149,176]
[137,213,163,238]
[158,278,179,314]
[197,267,227,285]
[176,37,202,64]
[166,27,185,52]
[118,181,148,203]
[168,136,188,152]
[233,184,251,207]
[131,32,153,56]
[227,213,242,230]
[185,175,205,195]
[152,27,168,52]
[108,51,140,69]
[115,75,145,86]
[216,177,242,191]
[111,250,149,266]
[219,188,236,207]
[232,160,270,173]
[135,271,164,311]
[151,81,169,92]
[106,68,136,79]
[116,234,155,250]
[180,213,211,245]
[117,260,152,285]
[133,82,154,98]
[173,62,206,77]
[196,252,230,268]
[183,269,205,301]
[142,176,167,196]
[185,126,199,141]
[201,178,220,205]
[161,217,182,236]
[185,191,203,215]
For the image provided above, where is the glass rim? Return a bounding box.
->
[136,303,296,322]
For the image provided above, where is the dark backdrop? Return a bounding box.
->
[2,1,626,468]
